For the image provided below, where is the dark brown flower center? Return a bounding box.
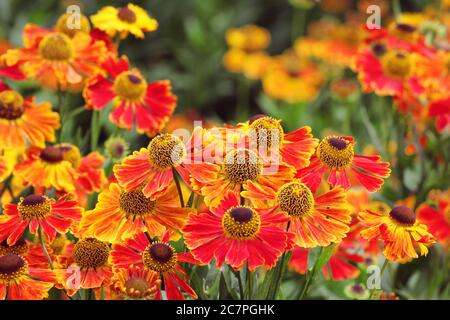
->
[328,137,348,150]
[396,23,416,33]
[149,243,173,263]
[118,7,137,23]
[22,194,46,206]
[371,43,386,57]
[230,207,253,223]
[18,195,51,220]
[128,74,142,84]
[40,146,64,163]
[0,254,25,275]
[389,206,416,225]
[0,90,25,120]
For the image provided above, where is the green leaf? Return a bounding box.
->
[315,244,337,272]
[219,272,232,300]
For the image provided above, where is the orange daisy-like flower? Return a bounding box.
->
[111,265,161,300]
[111,232,198,300]
[353,26,433,98]
[81,182,191,243]
[0,83,60,149]
[0,238,50,268]
[417,189,450,248]
[56,238,113,295]
[91,4,158,39]
[243,180,352,248]
[114,127,219,200]
[183,192,290,271]
[289,245,364,281]
[14,146,78,193]
[358,205,435,262]
[1,24,107,91]
[0,194,82,245]
[0,253,55,300]
[83,55,176,136]
[297,136,391,192]
[262,50,324,103]
[14,143,104,195]
[236,115,318,170]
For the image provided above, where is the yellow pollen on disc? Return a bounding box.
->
[277,182,315,218]
[382,51,411,79]
[113,72,147,102]
[317,136,354,169]
[249,116,284,149]
[223,149,262,183]
[0,90,25,120]
[142,242,177,273]
[55,13,91,38]
[72,238,110,269]
[147,134,186,170]
[0,254,28,282]
[0,239,28,256]
[222,206,261,240]
[38,33,74,61]
[17,195,52,221]
[119,189,156,218]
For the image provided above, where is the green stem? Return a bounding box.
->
[393,0,401,19]
[233,269,245,300]
[172,167,185,207]
[247,264,254,300]
[90,110,101,151]
[0,175,12,198]
[236,76,250,122]
[299,247,323,300]
[38,223,54,270]
[369,259,389,299]
[86,288,95,300]
[291,8,306,43]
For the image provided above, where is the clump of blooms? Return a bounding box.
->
[0,1,447,302]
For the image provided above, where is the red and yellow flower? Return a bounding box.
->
[91,4,158,39]
[0,253,55,300]
[297,136,391,192]
[0,83,60,149]
[114,127,219,200]
[111,265,160,300]
[417,189,450,248]
[81,182,191,243]
[235,115,318,170]
[1,24,107,91]
[244,179,352,248]
[0,194,82,245]
[353,26,433,98]
[358,205,435,262]
[56,238,113,295]
[83,55,176,136]
[111,232,198,300]
[183,192,290,271]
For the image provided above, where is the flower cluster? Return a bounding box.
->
[0,1,447,301]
